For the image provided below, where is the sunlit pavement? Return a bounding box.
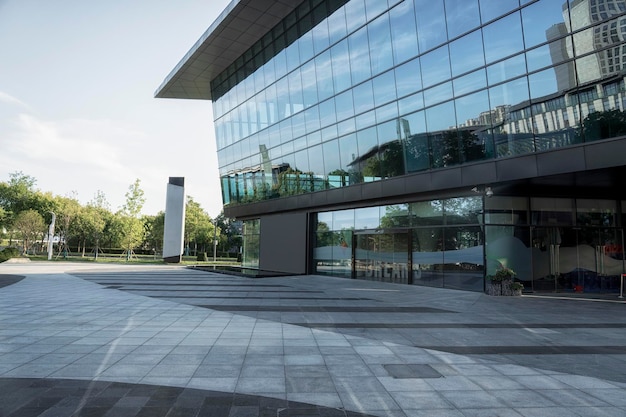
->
[1,262,626,416]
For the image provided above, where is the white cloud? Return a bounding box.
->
[0,90,30,110]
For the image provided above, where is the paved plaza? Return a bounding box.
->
[1,262,626,416]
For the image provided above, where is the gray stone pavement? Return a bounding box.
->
[1,262,626,417]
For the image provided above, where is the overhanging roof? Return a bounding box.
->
[155,0,304,100]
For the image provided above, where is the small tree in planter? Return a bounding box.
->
[487,267,518,296]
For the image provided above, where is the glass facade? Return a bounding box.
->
[314,196,625,292]
[212,0,626,206]
[313,197,486,291]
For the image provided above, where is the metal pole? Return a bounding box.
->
[619,274,625,299]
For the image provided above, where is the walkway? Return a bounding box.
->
[1,262,625,416]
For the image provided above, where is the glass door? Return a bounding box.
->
[354,230,409,284]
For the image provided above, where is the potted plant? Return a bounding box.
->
[487,267,518,296]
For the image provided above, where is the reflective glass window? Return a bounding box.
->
[331,40,352,93]
[449,29,485,77]
[349,26,372,84]
[338,133,360,182]
[484,196,528,225]
[345,0,367,34]
[377,119,404,178]
[372,70,397,106]
[398,91,424,116]
[353,81,375,115]
[526,39,574,74]
[357,126,380,181]
[309,143,325,176]
[321,124,338,142]
[290,112,306,140]
[410,200,444,225]
[337,117,356,136]
[479,0,519,23]
[298,30,315,64]
[285,38,301,73]
[402,110,429,172]
[415,0,447,52]
[455,90,493,162]
[420,46,451,88]
[327,5,348,45]
[444,197,482,224]
[368,13,394,75]
[301,60,318,107]
[426,101,459,168]
[483,12,524,64]
[486,53,526,86]
[323,139,342,182]
[335,89,355,121]
[445,0,480,39]
[304,105,321,132]
[531,197,575,226]
[453,69,487,96]
[522,0,570,49]
[355,206,381,229]
[333,209,355,230]
[364,0,388,21]
[312,5,330,54]
[318,98,337,128]
[576,199,617,227]
[355,109,377,129]
[424,82,453,107]
[389,0,419,64]
[395,58,422,99]
[317,212,333,230]
[375,102,398,123]
[316,51,334,101]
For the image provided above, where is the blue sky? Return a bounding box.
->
[0,0,230,217]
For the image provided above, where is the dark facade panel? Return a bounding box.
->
[496,156,539,182]
[536,147,586,176]
[259,212,307,274]
[585,137,626,170]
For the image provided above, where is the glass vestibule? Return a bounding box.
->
[530,227,625,292]
[354,230,409,284]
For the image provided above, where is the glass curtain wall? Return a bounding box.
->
[213,0,626,206]
[485,196,626,292]
[316,195,625,292]
[241,219,260,268]
[314,197,484,291]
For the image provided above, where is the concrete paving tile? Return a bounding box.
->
[240,365,284,378]
[514,406,589,416]
[286,392,342,408]
[147,364,199,377]
[439,390,506,409]
[286,376,336,393]
[456,408,523,417]
[466,375,527,390]
[551,374,622,389]
[338,390,401,413]
[389,391,453,410]
[236,377,285,393]
[284,354,325,365]
[377,377,433,392]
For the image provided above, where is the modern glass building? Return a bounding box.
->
[157,0,626,293]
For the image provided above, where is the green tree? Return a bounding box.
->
[52,195,82,254]
[118,179,145,260]
[142,212,165,255]
[13,209,45,254]
[184,197,217,256]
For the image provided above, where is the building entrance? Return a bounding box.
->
[353,230,409,284]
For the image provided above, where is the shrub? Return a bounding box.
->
[197,252,208,262]
[0,247,20,263]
